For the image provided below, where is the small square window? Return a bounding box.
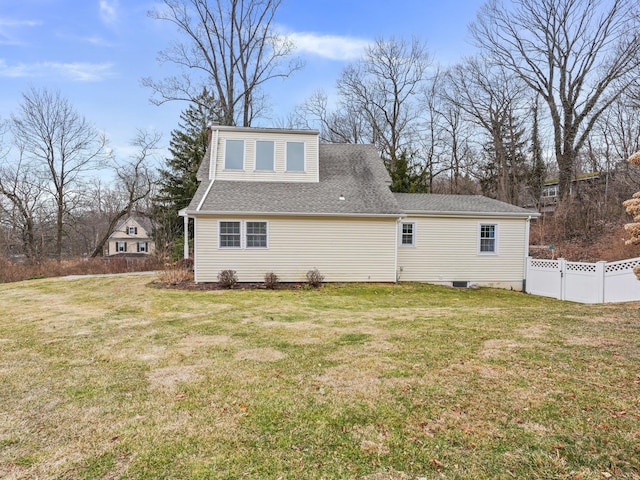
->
[286,141,304,172]
[255,141,274,171]
[401,222,415,246]
[246,221,267,248]
[479,224,497,253]
[224,139,244,170]
[219,221,241,248]
[127,226,137,235]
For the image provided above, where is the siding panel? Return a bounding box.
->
[194,216,396,283]
[213,130,319,183]
[397,216,527,289]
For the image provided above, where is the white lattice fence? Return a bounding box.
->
[526,257,640,303]
[604,258,640,303]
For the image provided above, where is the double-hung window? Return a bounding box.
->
[224,139,244,170]
[219,221,241,248]
[127,226,137,235]
[479,223,498,254]
[286,141,304,171]
[115,241,127,253]
[137,241,148,253]
[400,222,415,247]
[246,222,267,248]
[255,141,274,171]
[219,221,268,249]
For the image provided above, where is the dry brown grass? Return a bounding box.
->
[0,277,638,479]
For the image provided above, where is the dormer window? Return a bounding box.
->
[224,139,244,170]
[255,140,274,171]
[286,141,305,172]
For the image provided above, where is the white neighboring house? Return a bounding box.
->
[107,216,155,256]
[181,126,539,290]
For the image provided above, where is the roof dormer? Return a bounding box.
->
[208,126,320,183]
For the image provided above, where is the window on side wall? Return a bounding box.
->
[400,222,415,247]
[219,221,241,248]
[286,141,304,172]
[479,223,498,254]
[224,139,244,170]
[246,221,267,248]
[255,140,274,171]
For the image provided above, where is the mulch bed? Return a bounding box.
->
[149,280,307,291]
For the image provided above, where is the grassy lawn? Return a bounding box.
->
[0,276,639,479]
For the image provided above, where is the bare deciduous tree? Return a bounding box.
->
[445,58,529,203]
[471,0,640,199]
[0,156,50,261]
[11,87,109,259]
[90,130,160,257]
[336,36,431,172]
[292,90,371,144]
[144,0,303,126]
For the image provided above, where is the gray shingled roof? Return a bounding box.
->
[186,142,538,218]
[394,193,539,217]
[187,144,402,216]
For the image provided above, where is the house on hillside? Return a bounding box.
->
[106,216,155,256]
[531,172,605,213]
[180,126,539,290]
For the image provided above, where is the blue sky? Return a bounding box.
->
[0,0,485,162]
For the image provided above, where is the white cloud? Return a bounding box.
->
[288,32,369,61]
[0,18,42,45]
[99,0,119,26]
[0,60,115,82]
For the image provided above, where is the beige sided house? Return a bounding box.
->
[106,216,155,256]
[182,126,539,290]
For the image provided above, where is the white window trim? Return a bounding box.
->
[115,241,127,253]
[223,139,245,171]
[285,141,305,172]
[217,220,269,249]
[218,220,242,249]
[399,221,416,247]
[478,222,499,255]
[127,226,137,235]
[254,140,275,172]
[137,241,148,253]
[245,221,269,249]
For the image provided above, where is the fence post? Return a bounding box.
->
[596,261,606,303]
[524,256,531,293]
[558,258,566,301]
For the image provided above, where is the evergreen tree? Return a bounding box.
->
[153,90,219,257]
[389,151,429,193]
